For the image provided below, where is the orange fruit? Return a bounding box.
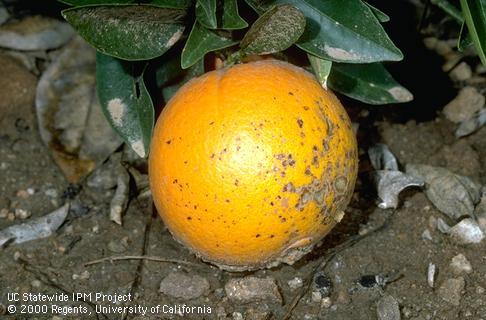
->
[149,60,358,271]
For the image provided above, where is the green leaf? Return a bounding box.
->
[156,57,206,101]
[62,5,185,61]
[59,0,192,9]
[96,53,154,157]
[196,0,218,29]
[364,2,390,23]
[246,0,403,63]
[460,0,486,65]
[181,21,238,69]
[431,0,464,23]
[308,54,332,89]
[458,22,474,51]
[328,63,413,105]
[222,0,248,29]
[241,5,306,55]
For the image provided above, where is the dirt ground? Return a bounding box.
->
[1,2,486,320]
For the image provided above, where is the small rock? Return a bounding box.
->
[437,277,465,306]
[311,291,322,303]
[313,273,332,297]
[15,208,31,220]
[244,307,271,320]
[159,272,210,300]
[0,16,74,51]
[448,218,484,244]
[450,254,472,274]
[107,239,128,253]
[376,295,401,320]
[287,277,303,290]
[443,87,485,123]
[476,286,485,294]
[232,312,244,320]
[422,229,433,242]
[321,297,332,308]
[72,270,90,280]
[427,263,436,288]
[0,208,8,218]
[7,211,15,221]
[225,276,282,305]
[31,279,42,288]
[449,62,472,82]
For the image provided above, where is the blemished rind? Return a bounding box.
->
[149,60,358,271]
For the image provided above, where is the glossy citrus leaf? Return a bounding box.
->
[62,5,185,61]
[59,0,191,9]
[458,22,473,51]
[156,57,205,101]
[246,0,403,63]
[431,0,464,23]
[308,53,332,89]
[460,0,486,65]
[196,0,218,29]
[222,0,248,29]
[364,2,390,22]
[241,5,305,55]
[181,21,237,69]
[96,53,154,157]
[328,63,413,105]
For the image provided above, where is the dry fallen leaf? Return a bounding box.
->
[36,36,122,182]
[406,164,481,220]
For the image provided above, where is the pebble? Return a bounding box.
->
[321,297,332,308]
[450,254,472,274]
[376,295,401,320]
[232,312,244,320]
[0,208,8,218]
[225,276,282,304]
[313,273,332,297]
[427,263,436,288]
[287,277,303,290]
[443,87,485,123]
[107,239,128,253]
[311,291,322,303]
[422,229,433,242]
[31,279,42,288]
[15,208,31,220]
[159,272,210,300]
[476,286,485,294]
[0,16,74,51]
[7,211,15,221]
[437,277,465,306]
[449,62,472,82]
[244,307,271,320]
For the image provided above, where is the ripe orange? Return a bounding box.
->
[149,60,358,271]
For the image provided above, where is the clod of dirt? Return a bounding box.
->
[449,62,472,82]
[450,254,472,274]
[0,15,74,50]
[437,277,465,306]
[159,272,210,300]
[376,295,401,320]
[442,87,485,124]
[224,276,282,305]
[406,164,481,220]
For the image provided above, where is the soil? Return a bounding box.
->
[0,2,486,320]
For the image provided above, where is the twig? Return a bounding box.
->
[282,210,396,320]
[84,255,202,268]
